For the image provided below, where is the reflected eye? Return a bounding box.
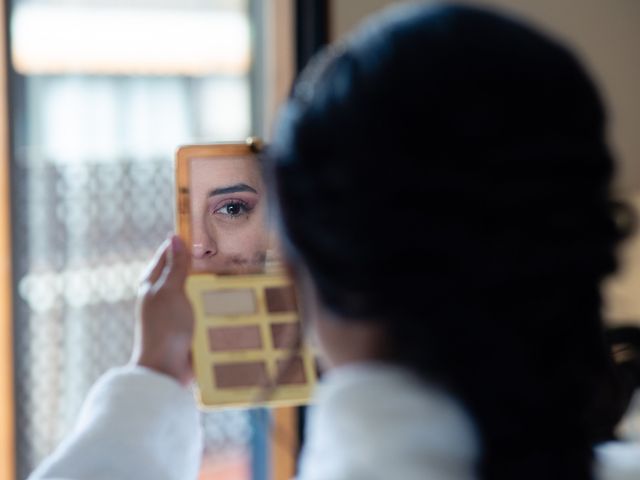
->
[213,200,252,218]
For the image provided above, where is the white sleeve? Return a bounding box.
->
[27,366,203,480]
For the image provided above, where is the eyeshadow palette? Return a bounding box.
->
[175,140,317,409]
[187,273,316,407]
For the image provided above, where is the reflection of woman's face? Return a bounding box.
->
[190,156,269,274]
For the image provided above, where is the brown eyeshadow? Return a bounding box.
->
[201,289,256,316]
[276,357,307,385]
[264,286,297,313]
[213,362,268,388]
[270,323,300,349]
[208,326,262,352]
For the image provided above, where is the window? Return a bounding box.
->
[5,0,295,478]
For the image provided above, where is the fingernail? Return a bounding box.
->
[171,235,183,253]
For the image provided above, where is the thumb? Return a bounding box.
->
[157,235,189,291]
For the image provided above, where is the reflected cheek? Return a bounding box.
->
[218,221,267,253]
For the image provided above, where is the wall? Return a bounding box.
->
[328,0,640,324]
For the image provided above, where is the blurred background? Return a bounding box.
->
[1,1,639,480]
[8,0,268,479]
[2,1,296,479]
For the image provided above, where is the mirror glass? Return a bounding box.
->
[189,155,281,274]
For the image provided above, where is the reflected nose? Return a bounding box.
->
[192,241,217,259]
[193,218,218,261]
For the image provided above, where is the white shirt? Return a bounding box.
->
[297,363,478,480]
[28,363,640,480]
[27,366,203,480]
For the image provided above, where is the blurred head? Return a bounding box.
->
[270,3,628,479]
[190,156,270,274]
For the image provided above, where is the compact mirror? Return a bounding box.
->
[175,139,316,410]
[177,139,282,275]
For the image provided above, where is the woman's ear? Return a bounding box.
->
[287,260,388,371]
[283,258,327,363]
[285,259,318,331]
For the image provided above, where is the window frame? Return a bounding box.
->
[0,0,317,478]
[0,0,16,476]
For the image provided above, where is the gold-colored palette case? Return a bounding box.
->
[175,139,317,409]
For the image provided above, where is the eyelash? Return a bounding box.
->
[212,200,253,218]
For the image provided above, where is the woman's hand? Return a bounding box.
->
[131,235,194,386]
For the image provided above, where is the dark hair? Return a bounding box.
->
[270,4,628,479]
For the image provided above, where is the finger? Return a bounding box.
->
[139,239,170,286]
[157,235,189,291]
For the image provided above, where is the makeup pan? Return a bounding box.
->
[201,289,256,316]
[276,357,307,385]
[271,323,300,349]
[214,362,269,388]
[265,286,297,313]
[208,326,262,351]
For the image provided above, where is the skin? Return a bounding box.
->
[132,236,194,385]
[190,156,270,274]
[132,237,384,384]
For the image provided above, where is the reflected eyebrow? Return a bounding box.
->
[208,183,258,197]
